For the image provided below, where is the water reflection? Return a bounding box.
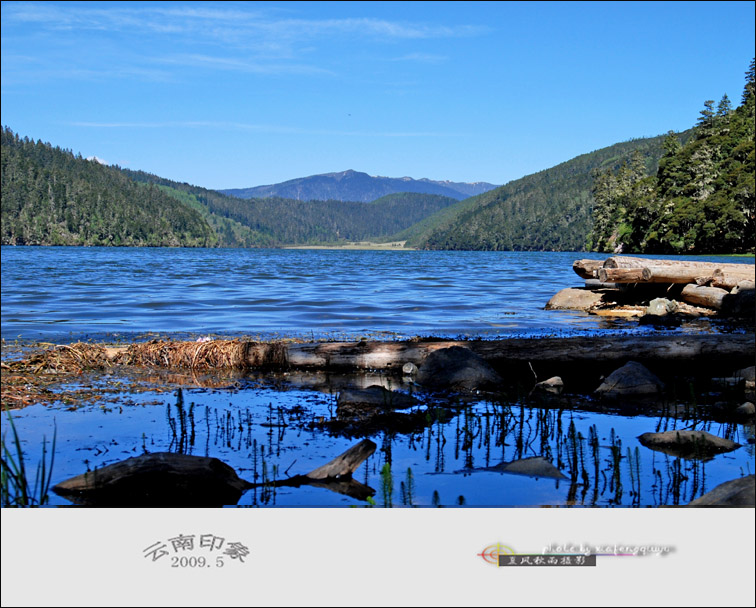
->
[7,381,752,507]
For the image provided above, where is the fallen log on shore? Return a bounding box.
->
[236,334,754,371]
[565,255,754,319]
[602,257,752,274]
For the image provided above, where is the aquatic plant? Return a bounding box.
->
[380,462,393,507]
[400,467,415,506]
[1,408,57,507]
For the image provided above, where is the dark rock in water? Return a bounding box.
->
[638,430,741,460]
[734,366,756,401]
[337,385,417,410]
[638,313,682,328]
[545,287,606,311]
[417,346,502,392]
[489,456,568,480]
[330,384,443,434]
[595,361,664,397]
[721,286,755,318]
[688,475,755,507]
[52,452,250,507]
[735,402,755,418]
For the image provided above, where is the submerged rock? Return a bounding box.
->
[491,456,568,480]
[688,475,755,507]
[545,288,607,311]
[52,452,249,507]
[337,385,417,410]
[595,361,664,397]
[416,346,502,392]
[638,430,741,459]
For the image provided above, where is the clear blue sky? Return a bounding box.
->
[1,1,754,190]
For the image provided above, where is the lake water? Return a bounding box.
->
[2,246,752,344]
[2,247,754,507]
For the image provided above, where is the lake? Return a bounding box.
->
[2,246,752,344]
[1,247,754,507]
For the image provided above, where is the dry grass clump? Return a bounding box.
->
[1,343,111,410]
[2,343,111,375]
[115,339,251,370]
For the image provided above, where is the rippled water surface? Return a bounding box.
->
[3,246,752,343]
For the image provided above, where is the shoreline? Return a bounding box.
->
[282,240,414,250]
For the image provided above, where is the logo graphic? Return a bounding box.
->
[477,543,516,565]
[479,543,597,567]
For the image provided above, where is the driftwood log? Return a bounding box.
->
[679,284,730,310]
[240,334,754,371]
[573,259,604,279]
[577,256,754,286]
[53,439,377,506]
[602,257,752,274]
[597,268,646,283]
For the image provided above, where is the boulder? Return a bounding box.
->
[545,288,607,311]
[638,430,741,459]
[416,346,503,392]
[646,298,678,316]
[735,402,755,418]
[688,475,755,507]
[595,361,664,397]
[402,362,418,376]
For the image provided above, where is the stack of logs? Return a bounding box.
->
[572,256,755,313]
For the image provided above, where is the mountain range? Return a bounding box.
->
[219,169,498,202]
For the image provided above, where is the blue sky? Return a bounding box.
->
[1,1,754,190]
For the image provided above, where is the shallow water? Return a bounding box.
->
[8,376,753,507]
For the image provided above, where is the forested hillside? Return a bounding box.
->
[1,128,217,247]
[125,169,459,245]
[588,59,755,254]
[406,132,692,251]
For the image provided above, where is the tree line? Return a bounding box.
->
[587,59,755,254]
[1,127,217,247]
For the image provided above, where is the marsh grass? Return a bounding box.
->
[1,408,57,507]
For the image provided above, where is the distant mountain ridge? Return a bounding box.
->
[219,169,498,202]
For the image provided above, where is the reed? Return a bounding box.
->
[1,408,57,507]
